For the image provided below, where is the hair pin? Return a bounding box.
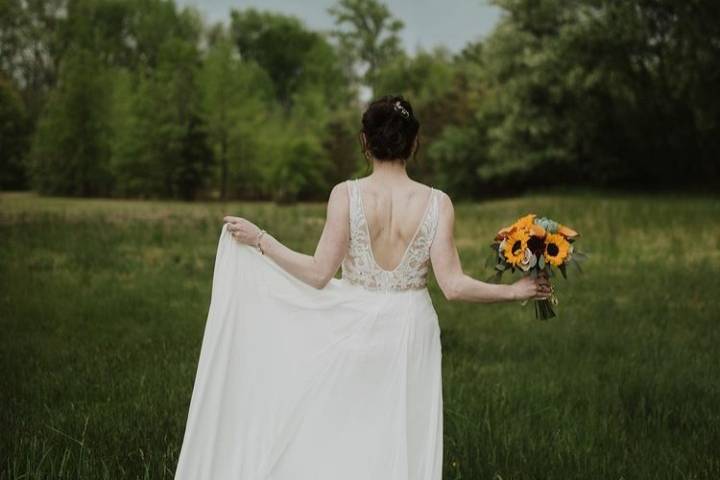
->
[393,100,410,119]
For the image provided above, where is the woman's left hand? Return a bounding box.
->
[224,216,262,245]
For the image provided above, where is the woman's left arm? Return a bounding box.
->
[223,182,350,289]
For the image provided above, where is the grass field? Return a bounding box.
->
[1,190,719,479]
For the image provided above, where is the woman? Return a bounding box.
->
[174,95,551,480]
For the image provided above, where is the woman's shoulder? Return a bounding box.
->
[409,180,450,213]
[329,180,352,201]
[402,178,442,194]
[411,179,446,201]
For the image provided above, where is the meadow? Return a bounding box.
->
[1,190,719,479]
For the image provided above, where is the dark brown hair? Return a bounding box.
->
[359,95,420,167]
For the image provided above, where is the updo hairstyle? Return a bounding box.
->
[359,95,420,164]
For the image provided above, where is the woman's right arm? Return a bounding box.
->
[429,191,552,303]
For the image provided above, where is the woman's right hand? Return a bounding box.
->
[510,273,552,301]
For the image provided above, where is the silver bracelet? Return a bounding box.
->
[255,229,267,255]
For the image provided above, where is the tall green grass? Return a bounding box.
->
[1,191,719,479]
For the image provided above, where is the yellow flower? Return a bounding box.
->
[496,214,537,241]
[503,228,529,266]
[513,213,536,230]
[544,233,571,266]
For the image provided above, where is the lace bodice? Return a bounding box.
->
[341,178,440,292]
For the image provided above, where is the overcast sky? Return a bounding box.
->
[175,0,502,54]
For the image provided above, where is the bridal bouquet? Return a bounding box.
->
[488,214,586,320]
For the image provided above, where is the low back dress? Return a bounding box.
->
[174,178,444,480]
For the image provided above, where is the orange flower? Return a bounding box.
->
[494,225,515,241]
[529,223,546,238]
[557,224,579,239]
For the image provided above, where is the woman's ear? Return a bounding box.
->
[359,132,369,154]
[358,131,370,161]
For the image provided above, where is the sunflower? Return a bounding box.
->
[543,232,571,266]
[513,214,536,230]
[502,228,529,266]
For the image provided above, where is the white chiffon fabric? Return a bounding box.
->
[174,181,444,480]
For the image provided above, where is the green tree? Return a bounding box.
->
[176,112,214,201]
[28,47,113,196]
[0,73,31,189]
[327,0,404,98]
[470,0,720,189]
[228,8,358,200]
[373,47,462,183]
[230,9,345,110]
[0,0,66,121]
[200,26,274,200]
[110,35,210,199]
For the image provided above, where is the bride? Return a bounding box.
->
[173,95,551,480]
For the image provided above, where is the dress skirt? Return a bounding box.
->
[174,224,443,480]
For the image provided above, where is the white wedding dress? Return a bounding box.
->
[174,179,444,480]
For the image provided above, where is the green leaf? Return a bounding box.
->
[484,253,497,269]
[486,270,504,283]
[570,257,584,274]
[572,250,589,261]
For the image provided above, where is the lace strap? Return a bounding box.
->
[346,179,362,238]
[426,188,440,247]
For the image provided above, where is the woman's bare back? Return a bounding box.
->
[355,176,434,272]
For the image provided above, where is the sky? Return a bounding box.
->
[175,0,503,55]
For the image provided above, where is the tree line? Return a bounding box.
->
[1,0,718,201]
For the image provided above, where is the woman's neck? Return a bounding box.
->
[369,158,409,185]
